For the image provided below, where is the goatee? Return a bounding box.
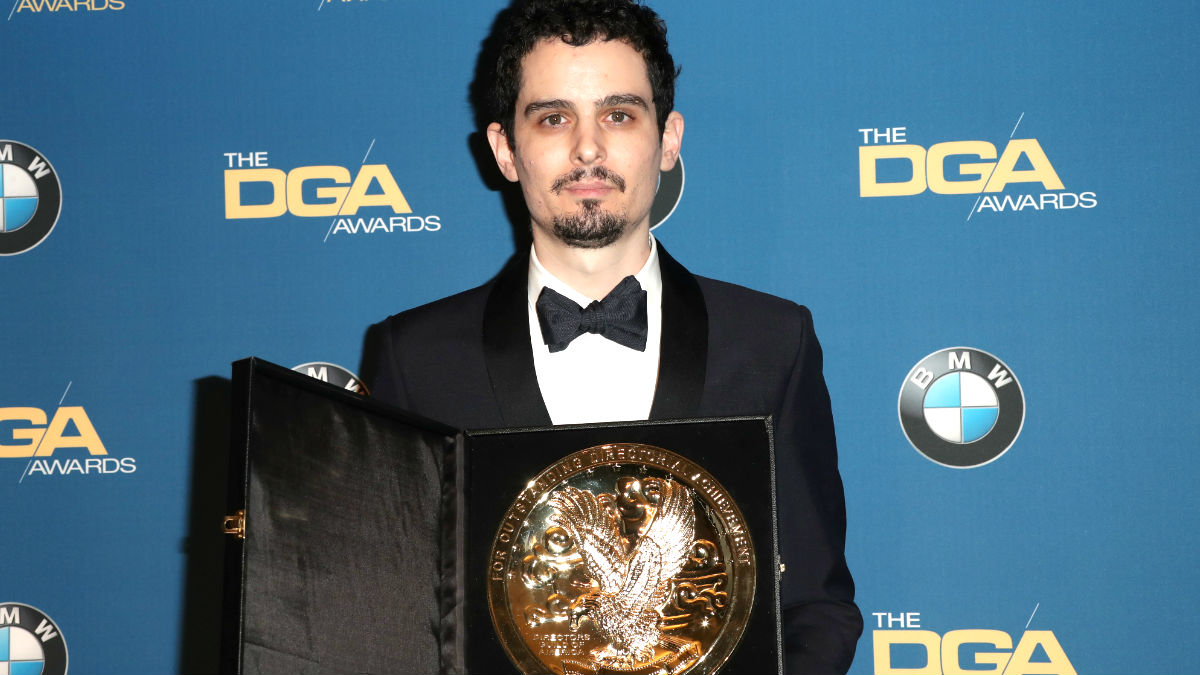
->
[552,200,628,249]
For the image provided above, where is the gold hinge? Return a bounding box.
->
[222,509,246,539]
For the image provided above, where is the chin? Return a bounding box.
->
[558,232,625,249]
[552,204,628,249]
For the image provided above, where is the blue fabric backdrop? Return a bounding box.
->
[2,1,1197,673]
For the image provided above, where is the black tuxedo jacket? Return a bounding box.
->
[365,245,862,674]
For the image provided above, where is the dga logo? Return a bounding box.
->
[0,603,68,675]
[1,141,62,256]
[857,121,1098,217]
[11,0,124,14]
[222,148,441,238]
[872,611,1075,675]
[649,157,684,230]
[292,362,368,395]
[2,399,137,478]
[899,347,1024,468]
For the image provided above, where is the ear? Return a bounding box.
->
[659,111,684,171]
[486,122,520,183]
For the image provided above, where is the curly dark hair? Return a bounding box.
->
[492,0,679,140]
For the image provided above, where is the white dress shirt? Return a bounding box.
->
[527,236,663,425]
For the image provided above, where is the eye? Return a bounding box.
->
[543,113,566,127]
[609,110,631,124]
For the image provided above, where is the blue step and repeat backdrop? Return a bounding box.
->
[3,1,1197,673]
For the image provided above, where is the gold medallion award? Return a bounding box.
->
[487,443,756,674]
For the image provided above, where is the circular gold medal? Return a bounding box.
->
[487,443,755,674]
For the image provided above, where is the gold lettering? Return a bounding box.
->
[1006,631,1076,675]
[285,165,351,217]
[859,144,926,197]
[224,168,286,219]
[873,630,941,675]
[984,140,1064,192]
[0,407,47,458]
[339,164,412,215]
[926,141,996,194]
[37,407,107,456]
[942,629,1010,674]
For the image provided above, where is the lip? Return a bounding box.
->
[564,182,615,197]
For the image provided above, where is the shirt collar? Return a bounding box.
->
[527,234,662,308]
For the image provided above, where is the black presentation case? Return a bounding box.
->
[220,357,782,674]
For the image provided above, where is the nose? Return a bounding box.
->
[571,119,606,166]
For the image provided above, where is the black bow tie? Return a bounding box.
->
[535,275,648,353]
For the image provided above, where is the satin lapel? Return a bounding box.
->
[482,254,552,427]
[649,244,709,419]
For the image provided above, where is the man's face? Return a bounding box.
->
[488,38,683,249]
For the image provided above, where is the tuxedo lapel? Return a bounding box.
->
[649,244,709,419]
[482,254,552,427]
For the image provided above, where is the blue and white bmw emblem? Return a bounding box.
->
[899,347,1025,468]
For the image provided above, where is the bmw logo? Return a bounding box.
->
[898,347,1025,468]
[291,362,368,395]
[1,141,62,256]
[0,602,68,675]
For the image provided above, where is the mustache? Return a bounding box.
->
[550,166,627,195]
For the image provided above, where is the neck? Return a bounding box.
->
[532,225,652,300]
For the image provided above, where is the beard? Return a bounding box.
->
[548,166,629,248]
[551,199,628,249]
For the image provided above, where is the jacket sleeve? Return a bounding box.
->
[777,307,863,674]
[361,316,411,411]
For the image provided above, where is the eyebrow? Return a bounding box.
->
[522,93,650,118]
[524,98,574,117]
[599,93,649,111]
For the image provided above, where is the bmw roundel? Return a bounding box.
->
[1,141,62,256]
[899,347,1025,468]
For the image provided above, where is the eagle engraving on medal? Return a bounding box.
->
[488,443,756,674]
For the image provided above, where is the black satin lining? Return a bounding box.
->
[240,368,450,674]
[440,433,467,674]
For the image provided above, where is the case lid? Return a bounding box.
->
[224,358,459,674]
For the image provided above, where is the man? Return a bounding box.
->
[366,0,862,671]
